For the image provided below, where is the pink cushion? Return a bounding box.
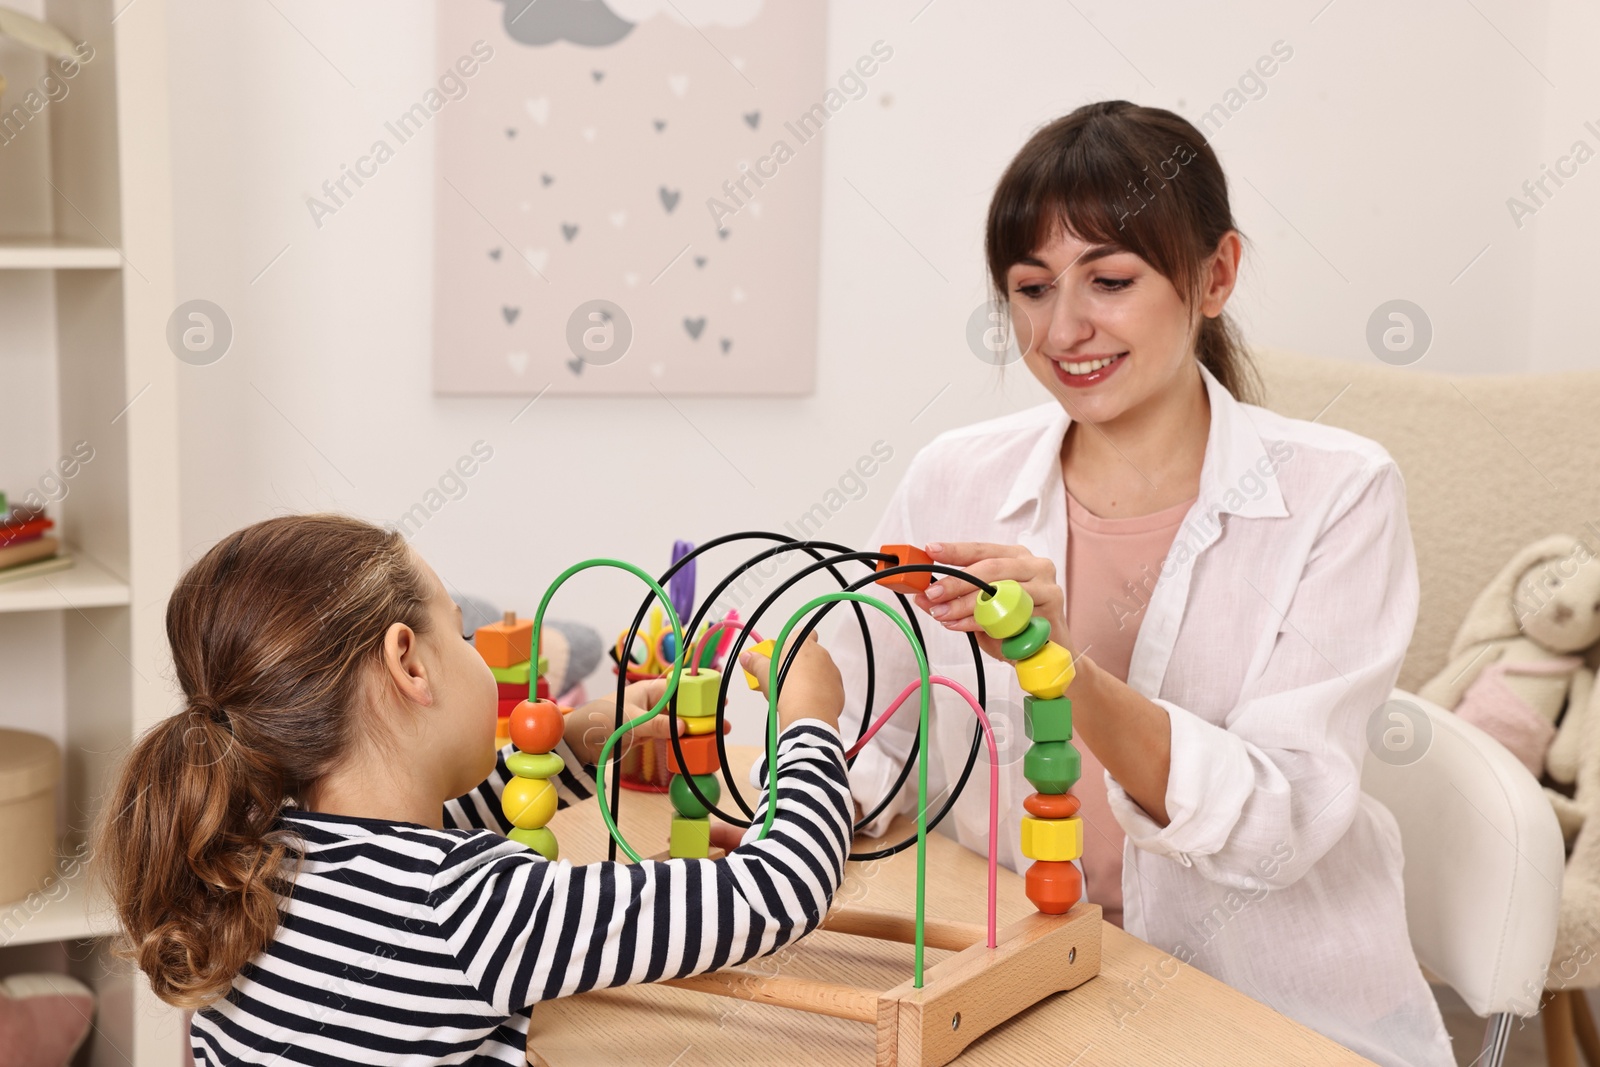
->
[0,974,95,1067]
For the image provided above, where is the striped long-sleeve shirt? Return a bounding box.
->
[189,720,852,1065]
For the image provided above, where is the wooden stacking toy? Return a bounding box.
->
[972,579,1085,915]
[503,697,565,860]
[475,611,549,749]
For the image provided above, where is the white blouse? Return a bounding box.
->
[834,364,1455,1067]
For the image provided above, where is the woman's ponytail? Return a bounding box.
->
[97,514,433,1008]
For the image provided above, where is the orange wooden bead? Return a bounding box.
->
[665,733,722,776]
[1023,791,1081,819]
[475,612,535,668]
[874,544,934,595]
[509,699,564,754]
[1025,860,1083,915]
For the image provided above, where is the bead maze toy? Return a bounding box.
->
[522,534,1100,1067]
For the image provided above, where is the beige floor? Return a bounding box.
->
[1434,983,1586,1067]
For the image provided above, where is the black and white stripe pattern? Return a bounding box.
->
[190,721,851,1065]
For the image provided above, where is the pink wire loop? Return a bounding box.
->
[688,615,763,675]
[847,675,1000,949]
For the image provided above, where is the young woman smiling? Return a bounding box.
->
[833,102,1454,1067]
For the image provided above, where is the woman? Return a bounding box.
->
[835,102,1453,1067]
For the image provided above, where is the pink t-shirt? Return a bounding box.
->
[1064,488,1196,930]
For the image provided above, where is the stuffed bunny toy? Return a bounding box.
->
[1419,533,1600,842]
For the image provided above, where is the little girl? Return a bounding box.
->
[98,514,852,1065]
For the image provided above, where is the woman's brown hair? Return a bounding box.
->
[985,100,1259,404]
[97,514,433,1008]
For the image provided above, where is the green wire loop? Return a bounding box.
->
[765,591,932,987]
[530,558,686,864]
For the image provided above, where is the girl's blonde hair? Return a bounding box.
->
[985,100,1260,403]
[98,514,432,1008]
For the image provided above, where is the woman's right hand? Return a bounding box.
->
[740,632,844,732]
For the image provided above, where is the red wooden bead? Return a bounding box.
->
[509,699,564,754]
[874,544,934,595]
[1023,791,1081,819]
[1025,860,1083,915]
[497,681,527,701]
[665,734,722,776]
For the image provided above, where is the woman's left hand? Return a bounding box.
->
[917,542,1073,660]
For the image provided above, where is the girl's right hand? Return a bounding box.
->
[740,633,844,732]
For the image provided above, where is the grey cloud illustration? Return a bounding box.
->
[497,0,635,48]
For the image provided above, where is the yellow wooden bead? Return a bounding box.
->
[676,670,722,718]
[743,639,776,689]
[1020,815,1083,862]
[669,816,712,858]
[1013,641,1075,699]
[682,714,719,735]
[502,776,558,830]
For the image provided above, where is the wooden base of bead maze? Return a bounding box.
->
[533,901,1101,1067]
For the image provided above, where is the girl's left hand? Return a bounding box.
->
[566,678,679,762]
[916,542,1073,660]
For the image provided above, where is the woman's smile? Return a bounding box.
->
[1050,351,1128,388]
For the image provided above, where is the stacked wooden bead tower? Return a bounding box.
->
[474,610,564,861]
[502,696,566,860]
[665,667,725,858]
[970,579,1084,916]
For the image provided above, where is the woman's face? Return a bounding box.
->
[1006,223,1231,425]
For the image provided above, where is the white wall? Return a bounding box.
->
[165,0,1589,729]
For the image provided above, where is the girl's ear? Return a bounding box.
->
[381,621,436,707]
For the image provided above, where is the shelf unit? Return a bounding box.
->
[0,0,182,1064]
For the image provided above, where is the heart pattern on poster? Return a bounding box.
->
[502,306,520,324]
[659,187,680,213]
[683,317,705,339]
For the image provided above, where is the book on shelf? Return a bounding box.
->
[0,535,59,570]
[0,506,54,549]
[0,554,74,585]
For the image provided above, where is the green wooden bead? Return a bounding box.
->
[507,751,565,779]
[1000,616,1051,661]
[1024,740,1081,794]
[490,660,531,685]
[669,772,722,819]
[509,826,559,860]
[669,816,712,858]
[973,580,1034,640]
[1024,695,1073,743]
[676,670,723,718]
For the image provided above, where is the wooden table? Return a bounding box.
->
[528,747,1374,1066]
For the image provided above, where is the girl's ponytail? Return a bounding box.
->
[101,703,287,1008]
[96,515,433,1008]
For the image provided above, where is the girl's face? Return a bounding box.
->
[413,554,500,795]
[1006,223,1235,425]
